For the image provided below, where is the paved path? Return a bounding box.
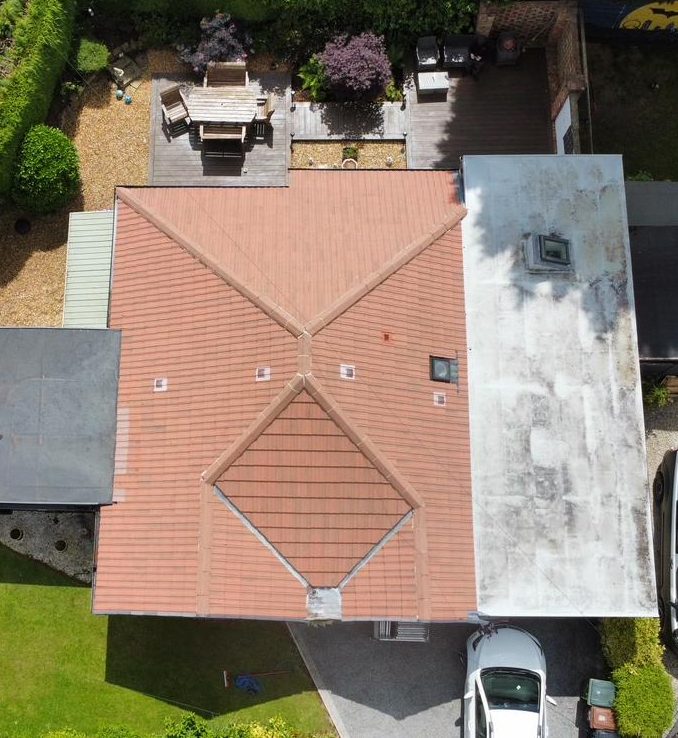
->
[290,619,605,738]
[292,102,406,140]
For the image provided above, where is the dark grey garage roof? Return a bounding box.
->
[0,328,120,507]
[626,182,678,360]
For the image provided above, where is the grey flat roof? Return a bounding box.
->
[0,328,120,506]
[629,226,678,360]
[626,182,678,227]
[462,155,656,617]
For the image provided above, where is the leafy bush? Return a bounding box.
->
[627,170,654,182]
[643,381,672,409]
[0,0,76,196]
[0,0,24,38]
[218,717,294,738]
[179,12,250,75]
[42,731,87,738]
[298,54,328,101]
[319,33,391,100]
[385,79,403,102]
[164,714,211,738]
[613,663,675,738]
[75,37,109,74]
[600,618,664,671]
[342,144,359,160]
[96,727,143,738]
[12,125,80,214]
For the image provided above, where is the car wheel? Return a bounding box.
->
[654,472,665,503]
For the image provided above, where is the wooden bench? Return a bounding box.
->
[199,123,246,143]
[203,61,248,88]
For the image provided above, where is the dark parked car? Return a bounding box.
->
[653,449,678,652]
[416,36,439,70]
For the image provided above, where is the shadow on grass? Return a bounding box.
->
[105,616,315,717]
[0,542,86,587]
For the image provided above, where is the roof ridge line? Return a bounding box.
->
[338,510,414,590]
[305,207,466,335]
[303,374,423,509]
[202,374,304,484]
[213,484,310,588]
[116,188,305,338]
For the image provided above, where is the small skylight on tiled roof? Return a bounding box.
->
[433,392,447,407]
[340,364,356,380]
[255,366,271,382]
[153,377,168,392]
[430,356,458,384]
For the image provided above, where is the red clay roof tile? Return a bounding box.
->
[94,171,475,621]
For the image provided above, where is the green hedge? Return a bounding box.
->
[600,617,665,671]
[600,618,675,738]
[0,0,76,197]
[86,0,272,22]
[613,663,675,738]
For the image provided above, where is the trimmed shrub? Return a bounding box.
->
[319,33,391,100]
[96,727,143,738]
[613,663,675,738]
[600,618,664,671]
[0,0,76,196]
[179,12,250,75]
[298,54,328,102]
[165,714,212,738]
[12,125,80,214]
[75,37,109,74]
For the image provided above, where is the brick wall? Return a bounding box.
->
[477,0,586,142]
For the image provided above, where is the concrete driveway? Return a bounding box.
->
[290,618,605,738]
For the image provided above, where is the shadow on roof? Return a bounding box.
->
[104,615,322,718]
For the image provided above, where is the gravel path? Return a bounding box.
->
[0,49,187,327]
[291,141,406,169]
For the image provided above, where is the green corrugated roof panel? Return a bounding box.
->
[63,210,114,328]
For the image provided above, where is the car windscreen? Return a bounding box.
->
[480,668,540,712]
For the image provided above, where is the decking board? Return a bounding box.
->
[150,73,290,187]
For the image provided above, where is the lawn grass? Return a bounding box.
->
[588,42,678,180]
[0,544,333,738]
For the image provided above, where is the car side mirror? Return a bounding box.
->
[546,695,557,706]
[464,690,474,700]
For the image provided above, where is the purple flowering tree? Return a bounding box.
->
[179,13,250,76]
[319,33,392,100]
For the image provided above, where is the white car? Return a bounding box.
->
[464,624,552,738]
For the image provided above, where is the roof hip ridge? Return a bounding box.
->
[115,188,305,337]
[305,206,466,335]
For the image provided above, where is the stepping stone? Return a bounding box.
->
[108,54,142,89]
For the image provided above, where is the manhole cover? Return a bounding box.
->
[54,540,67,552]
[10,528,23,541]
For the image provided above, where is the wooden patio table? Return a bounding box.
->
[183,86,258,124]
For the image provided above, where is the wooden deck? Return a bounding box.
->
[406,50,553,169]
[292,102,406,140]
[149,73,290,186]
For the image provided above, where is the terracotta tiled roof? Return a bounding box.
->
[94,171,476,621]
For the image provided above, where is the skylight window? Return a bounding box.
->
[430,356,459,384]
[525,233,573,273]
[538,235,570,265]
[153,377,168,392]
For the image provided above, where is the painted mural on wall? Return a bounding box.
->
[582,0,678,33]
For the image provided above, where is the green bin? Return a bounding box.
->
[583,678,616,708]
